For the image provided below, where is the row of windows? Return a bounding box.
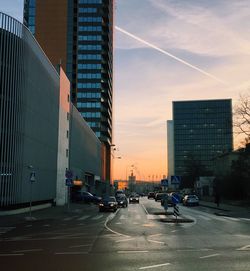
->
[87,122,101,128]
[81,112,101,118]
[78,45,102,51]
[77,83,101,88]
[79,8,97,13]
[78,35,102,41]
[77,102,101,108]
[78,73,101,79]
[78,63,101,69]
[77,54,101,60]
[78,17,102,22]
[79,0,102,3]
[77,92,101,98]
[79,26,102,32]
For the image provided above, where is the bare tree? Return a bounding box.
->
[234,91,250,139]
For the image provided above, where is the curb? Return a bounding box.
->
[0,203,52,216]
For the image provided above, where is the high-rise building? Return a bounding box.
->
[23,0,113,181]
[171,99,233,177]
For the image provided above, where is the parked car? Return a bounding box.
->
[116,194,128,208]
[155,192,168,202]
[99,196,118,212]
[183,195,199,206]
[74,191,101,204]
[129,193,139,203]
[148,192,155,199]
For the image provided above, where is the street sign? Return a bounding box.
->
[172,193,180,204]
[65,178,73,187]
[171,175,181,185]
[30,172,36,182]
[65,170,73,179]
[161,179,168,187]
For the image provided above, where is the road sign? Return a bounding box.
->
[65,170,73,179]
[65,178,73,187]
[171,175,181,185]
[161,179,168,187]
[30,172,36,182]
[174,205,180,218]
[172,193,180,204]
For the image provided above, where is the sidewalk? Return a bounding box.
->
[0,203,98,227]
[199,199,250,217]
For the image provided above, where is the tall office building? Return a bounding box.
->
[23,0,114,181]
[172,99,233,177]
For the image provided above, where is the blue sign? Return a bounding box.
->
[172,193,180,204]
[171,175,181,185]
[161,179,168,187]
[30,172,36,182]
[65,178,73,187]
[65,170,73,179]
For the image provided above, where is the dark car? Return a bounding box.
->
[183,195,199,206]
[116,194,128,208]
[129,194,139,203]
[148,192,155,199]
[99,196,118,212]
[74,191,101,204]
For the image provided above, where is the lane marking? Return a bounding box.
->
[55,252,88,255]
[13,249,43,253]
[115,222,122,225]
[236,245,250,251]
[69,244,91,248]
[92,214,103,220]
[77,215,90,221]
[139,263,171,269]
[148,234,162,238]
[0,253,24,256]
[141,203,149,214]
[117,250,148,254]
[200,253,220,259]
[147,239,165,245]
[224,217,240,222]
[198,215,211,221]
[115,238,135,243]
[147,215,158,220]
[159,215,166,219]
[177,249,213,252]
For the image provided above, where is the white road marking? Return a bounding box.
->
[141,203,149,214]
[115,238,135,243]
[115,222,122,225]
[92,214,103,220]
[236,245,250,251]
[117,250,148,254]
[200,253,220,259]
[224,217,240,222]
[69,244,91,248]
[139,263,171,269]
[147,239,165,245]
[55,252,88,255]
[159,215,166,219]
[177,249,213,252]
[171,230,177,233]
[146,215,158,220]
[198,215,211,221]
[148,234,162,238]
[77,215,90,221]
[13,249,43,253]
[120,215,126,220]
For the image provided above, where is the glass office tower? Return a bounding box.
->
[173,99,233,177]
[24,0,113,181]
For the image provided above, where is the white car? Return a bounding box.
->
[183,195,199,206]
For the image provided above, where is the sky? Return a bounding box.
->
[1,0,250,181]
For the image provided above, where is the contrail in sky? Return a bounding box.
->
[115,26,227,85]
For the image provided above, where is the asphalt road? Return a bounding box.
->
[0,198,250,271]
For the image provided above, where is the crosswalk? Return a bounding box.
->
[61,210,250,224]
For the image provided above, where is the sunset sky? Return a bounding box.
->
[1,0,250,181]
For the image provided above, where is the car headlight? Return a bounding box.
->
[110,203,114,206]
[120,201,123,204]
[99,203,104,206]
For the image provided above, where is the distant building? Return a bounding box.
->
[170,99,233,178]
[23,0,114,183]
[167,120,174,180]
